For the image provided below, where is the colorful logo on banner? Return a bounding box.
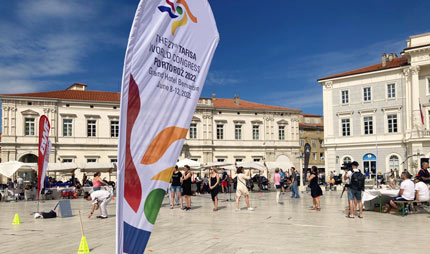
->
[158,0,198,35]
[37,115,51,200]
[124,74,187,214]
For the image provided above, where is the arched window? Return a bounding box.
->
[343,156,352,164]
[389,155,399,171]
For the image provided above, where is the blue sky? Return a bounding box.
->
[1,0,430,130]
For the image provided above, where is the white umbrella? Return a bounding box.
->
[78,163,116,173]
[176,158,201,169]
[0,161,23,178]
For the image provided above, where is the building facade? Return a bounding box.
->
[318,33,430,177]
[299,113,324,170]
[0,84,302,180]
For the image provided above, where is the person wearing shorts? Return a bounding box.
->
[170,166,183,209]
[235,167,254,211]
[221,170,228,193]
[384,171,415,213]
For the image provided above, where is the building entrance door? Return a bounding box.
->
[363,153,377,179]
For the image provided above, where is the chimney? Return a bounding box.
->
[234,94,240,105]
[67,83,87,91]
[387,53,397,61]
[212,93,216,101]
[381,53,387,67]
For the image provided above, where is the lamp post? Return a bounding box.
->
[296,155,305,192]
[401,153,424,174]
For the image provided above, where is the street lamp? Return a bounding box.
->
[296,155,305,192]
[401,153,425,174]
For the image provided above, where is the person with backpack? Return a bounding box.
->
[416,161,430,184]
[346,161,364,218]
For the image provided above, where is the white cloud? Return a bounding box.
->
[206,71,240,86]
[263,87,323,110]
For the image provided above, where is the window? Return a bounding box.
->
[216,124,224,139]
[87,159,97,163]
[363,87,371,101]
[235,158,243,163]
[311,139,316,147]
[111,121,119,138]
[389,155,399,171]
[235,125,242,140]
[300,139,305,146]
[110,159,117,163]
[24,118,35,136]
[305,118,310,123]
[428,78,430,94]
[87,120,96,137]
[252,125,259,140]
[189,123,197,139]
[299,129,304,134]
[387,114,398,133]
[341,90,349,104]
[387,83,395,98]
[320,153,324,161]
[217,158,225,162]
[341,119,350,136]
[279,126,285,140]
[312,153,317,160]
[363,116,373,135]
[62,159,73,163]
[253,158,261,162]
[343,156,352,164]
[63,119,73,137]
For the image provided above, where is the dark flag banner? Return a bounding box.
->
[304,143,311,171]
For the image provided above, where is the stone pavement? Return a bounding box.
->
[0,190,429,254]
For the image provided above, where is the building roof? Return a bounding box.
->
[301,113,322,117]
[0,90,121,103]
[299,123,323,128]
[212,98,301,112]
[0,88,301,112]
[318,56,409,81]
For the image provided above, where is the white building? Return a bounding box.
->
[0,83,301,181]
[318,32,430,177]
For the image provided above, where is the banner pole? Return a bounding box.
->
[78,210,85,236]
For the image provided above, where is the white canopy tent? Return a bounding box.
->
[47,163,78,173]
[202,162,233,169]
[237,162,266,170]
[78,163,117,173]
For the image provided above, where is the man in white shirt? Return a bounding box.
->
[17,176,24,190]
[384,172,415,212]
[86,189,112,219]
[414,177,430,201]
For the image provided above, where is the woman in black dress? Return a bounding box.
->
[307,166,323,211]
[181,165,192,211]
[209,167,220,211]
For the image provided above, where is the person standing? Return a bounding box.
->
[195,174,202,194]
[416,161,430,184]
[290,167,300,198]
[170,166,183,209]
[92,172,108,191]
[87,189,112,219]
[182,165,192,211]
[273,169,282,204]
[209,168,220,211]
[221,169,228,193]
[17,175,24,190]
[346,162,364,218]
[307,166,323,211]
[235,167,254,211]
[279,169,285,193]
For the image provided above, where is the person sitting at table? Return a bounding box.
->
[383,172,415,213]
[414,177,430,201]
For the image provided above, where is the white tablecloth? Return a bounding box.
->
[362,189,399,203]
